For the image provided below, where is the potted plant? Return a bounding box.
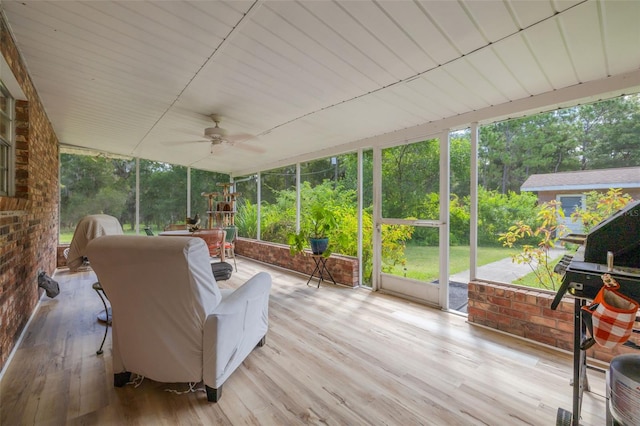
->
[288,202,337,257]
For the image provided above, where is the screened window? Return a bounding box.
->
[0,81,14,197]
[259,165,296,244]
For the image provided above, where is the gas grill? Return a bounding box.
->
[551,200,640,425]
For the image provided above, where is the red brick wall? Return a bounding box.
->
[235,238,359,287]
[468,280,640,363]
[58,239,360,286]
[57,244,69,268]
[0,16,60,372]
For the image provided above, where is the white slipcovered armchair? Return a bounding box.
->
[85,235,271,402]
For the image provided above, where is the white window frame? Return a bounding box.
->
[0,80,15,197]
[556,193,586,235]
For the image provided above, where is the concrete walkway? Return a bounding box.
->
[450,247,567,283]
[448,248,567,313]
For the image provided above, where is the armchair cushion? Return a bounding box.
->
[203,271,271,387]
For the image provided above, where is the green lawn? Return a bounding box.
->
[386,244,567,290]
[59,228,139,244]
[511,255,566,290]
[388,245,517,282]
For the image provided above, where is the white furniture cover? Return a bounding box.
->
[86,235,271,402]
[66,214,124,271]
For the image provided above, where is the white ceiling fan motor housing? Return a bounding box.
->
[204,126,227,140]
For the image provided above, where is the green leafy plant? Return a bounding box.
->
[570,188,633,232]
[240,179,412,282]
[235,198,258,238]
[288,199,338,257]
[498,200,567,290]
[307,202,338,239]
[380,224,414,273]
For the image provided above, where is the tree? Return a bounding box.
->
[479,112,579,193]
[570,188,634,232]
[471,188,538,246]
[381,138,439,218]
[60,154,132,228]
[499,200,567,290]
[479,119,523,193]
[341,150,373,208]
[450,134,471,197]
[478,95,640,195]
[260,165,297,204]
[585,96,640,168]
[520,110,579,174]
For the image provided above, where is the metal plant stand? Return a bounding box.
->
[92,282,110,355]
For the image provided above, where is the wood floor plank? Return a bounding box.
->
[0,257,607,425]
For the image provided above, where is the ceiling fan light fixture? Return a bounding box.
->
[210,141,221,154]
[204,125,227,140]
[204,114,228,140]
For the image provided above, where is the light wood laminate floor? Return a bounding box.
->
[1,257,607,425]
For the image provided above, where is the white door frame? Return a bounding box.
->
[373,131,451,309]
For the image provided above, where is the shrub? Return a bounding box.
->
[570,188,634,232]
[498,200,567,290]
[474,188,538,246]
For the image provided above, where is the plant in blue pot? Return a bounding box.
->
[288,201,337,258]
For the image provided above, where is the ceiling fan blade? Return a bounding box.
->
[165,139,209,146]
[235,142,266,154]
[222,133,265,153]
[226,133,255,143]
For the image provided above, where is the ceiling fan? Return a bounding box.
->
[202,114,263,153]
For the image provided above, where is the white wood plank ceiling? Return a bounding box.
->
[2,0,640,176]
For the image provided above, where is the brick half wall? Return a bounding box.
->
[235,238,359,287]
[468,280,640,363]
